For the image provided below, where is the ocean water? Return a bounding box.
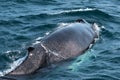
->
[0,0,120,80]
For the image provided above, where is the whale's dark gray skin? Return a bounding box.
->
[8,19,99,75]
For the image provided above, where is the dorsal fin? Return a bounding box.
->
[27,47,35,52]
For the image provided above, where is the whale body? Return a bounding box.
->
[8,19,99,75]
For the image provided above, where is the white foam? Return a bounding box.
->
[32,41,41,45]
[0,52,27,76]
[6,51,11,54]
[89,44,93,48]
[101,26,105,29]
[45,32,50,35]
[35,37,43,41]
[58,23,69,26]
[49,8,96,15]
[5,50,21,61]
[57,23,69,28]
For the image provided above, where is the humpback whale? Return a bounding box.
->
[7,19,99,75]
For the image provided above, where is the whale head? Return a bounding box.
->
[76,19,100,38]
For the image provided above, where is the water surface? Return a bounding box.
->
[0,0,120,80]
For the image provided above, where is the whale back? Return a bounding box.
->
[41,23,96,63]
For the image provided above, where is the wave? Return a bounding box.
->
[0,19,24,26]
[16,9,113,26]
[49,9,111,18]
[49,8,96,15]
[0,8,113,25]
[17,8,96,18]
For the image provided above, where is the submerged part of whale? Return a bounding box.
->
[8,19,99,75]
